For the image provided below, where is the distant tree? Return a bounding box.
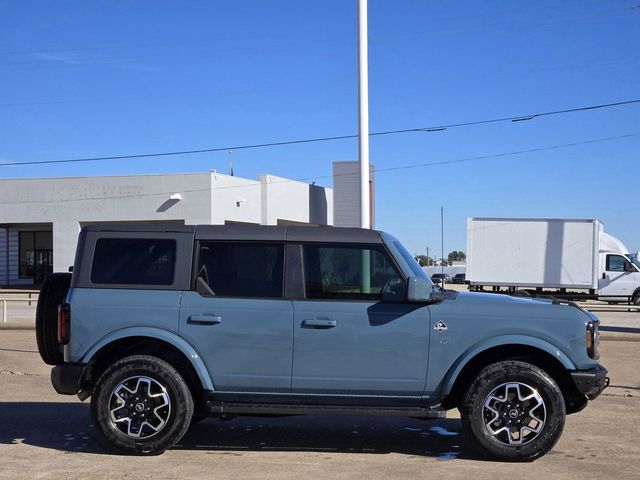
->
[414,255,434,267]
[447,251,466,263]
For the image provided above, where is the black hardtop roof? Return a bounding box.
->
[82,223,195,233]
[82,223,384,243]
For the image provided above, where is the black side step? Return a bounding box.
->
[203,393,446,419]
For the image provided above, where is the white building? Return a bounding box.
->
[0,171,332,286]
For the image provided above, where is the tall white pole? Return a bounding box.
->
[358,0,370,229]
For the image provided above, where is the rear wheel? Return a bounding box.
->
[91,355,193,455]
[35,273,71,365]
[460,360,566,461]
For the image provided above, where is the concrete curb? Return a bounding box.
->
[600,332,640,342]
[0,324,34,330]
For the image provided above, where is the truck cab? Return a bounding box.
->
[597,232,640,303]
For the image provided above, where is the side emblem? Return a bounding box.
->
[434,321,448,333]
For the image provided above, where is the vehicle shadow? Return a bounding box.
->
[0,402,482,460]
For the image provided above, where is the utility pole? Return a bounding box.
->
[358,0,370,229]
[441,206,445,277]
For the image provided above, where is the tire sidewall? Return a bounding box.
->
[462,362,566,461]
[91,356,193,455]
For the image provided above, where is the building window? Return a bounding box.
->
[19,231,53,280]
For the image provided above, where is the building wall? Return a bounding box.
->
[0,172,332,285]
[259,174,333,226]
[332,161,374,228]
[211,173,262,225]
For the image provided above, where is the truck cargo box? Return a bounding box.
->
[466,218,600,289]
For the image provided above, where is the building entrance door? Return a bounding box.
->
[34,249,53,284]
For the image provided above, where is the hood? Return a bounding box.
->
[434,289,590,317]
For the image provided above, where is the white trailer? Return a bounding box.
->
[466,218,640,304]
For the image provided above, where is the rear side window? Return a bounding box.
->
[302,244,404,301]
[196,242,284,298]
[91,238,176,285]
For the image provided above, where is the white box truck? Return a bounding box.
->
[466,218,640,304]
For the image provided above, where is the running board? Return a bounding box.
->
[203,393,446,419]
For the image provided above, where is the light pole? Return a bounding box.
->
[358,0,370,230]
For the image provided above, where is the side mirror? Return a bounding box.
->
[625,262,636,273]
[407,276,432,302]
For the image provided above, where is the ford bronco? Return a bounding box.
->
[36,224,608,459]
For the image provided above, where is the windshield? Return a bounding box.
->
[392,240,431,281]
[630,254,640,270]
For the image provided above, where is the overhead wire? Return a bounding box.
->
[1,132,637,206]
[1,99,639,168]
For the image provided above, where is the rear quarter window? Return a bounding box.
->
[90,238,176,285]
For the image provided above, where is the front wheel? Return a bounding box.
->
[460,360,566,461]
[91,355,194,455]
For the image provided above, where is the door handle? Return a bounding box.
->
[187,314,223,325]
[301,318,337,329]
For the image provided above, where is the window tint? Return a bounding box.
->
[196,242,284,298]
[302,244,404,301]
[91,238,176,285]
[606,255,627,272]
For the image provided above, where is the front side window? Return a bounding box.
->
[91,238,176,285]
[606,254,628,272]
[302,244,404,301]
[196,242,284,298]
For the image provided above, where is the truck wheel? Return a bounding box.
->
[35,273,72,365]
[91,355,193,455]
[632,291,640,306]
[460,360,566,461]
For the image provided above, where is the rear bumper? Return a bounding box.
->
[51,363,87,395]
[570,364,609,400]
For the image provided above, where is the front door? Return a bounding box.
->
[599,254,637,300]
[291,243,430,396]
[179,241,293,392]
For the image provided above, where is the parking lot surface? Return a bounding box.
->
[0,330,638,479]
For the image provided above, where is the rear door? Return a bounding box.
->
[179,241,293,392]
[291,243,430,396]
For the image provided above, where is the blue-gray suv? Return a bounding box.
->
[36,224,608,460]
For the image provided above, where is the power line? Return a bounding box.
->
[2,132,637,206]
[1,99,638,168]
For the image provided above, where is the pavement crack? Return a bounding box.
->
[0,369,37,376]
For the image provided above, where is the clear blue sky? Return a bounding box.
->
[1,0,639,256]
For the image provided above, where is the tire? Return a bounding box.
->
[35,273,72,365]
[460,360,566,461]
[632,291,640,306]
[91,355,194,455]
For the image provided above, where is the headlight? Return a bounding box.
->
[586,321,600,360]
